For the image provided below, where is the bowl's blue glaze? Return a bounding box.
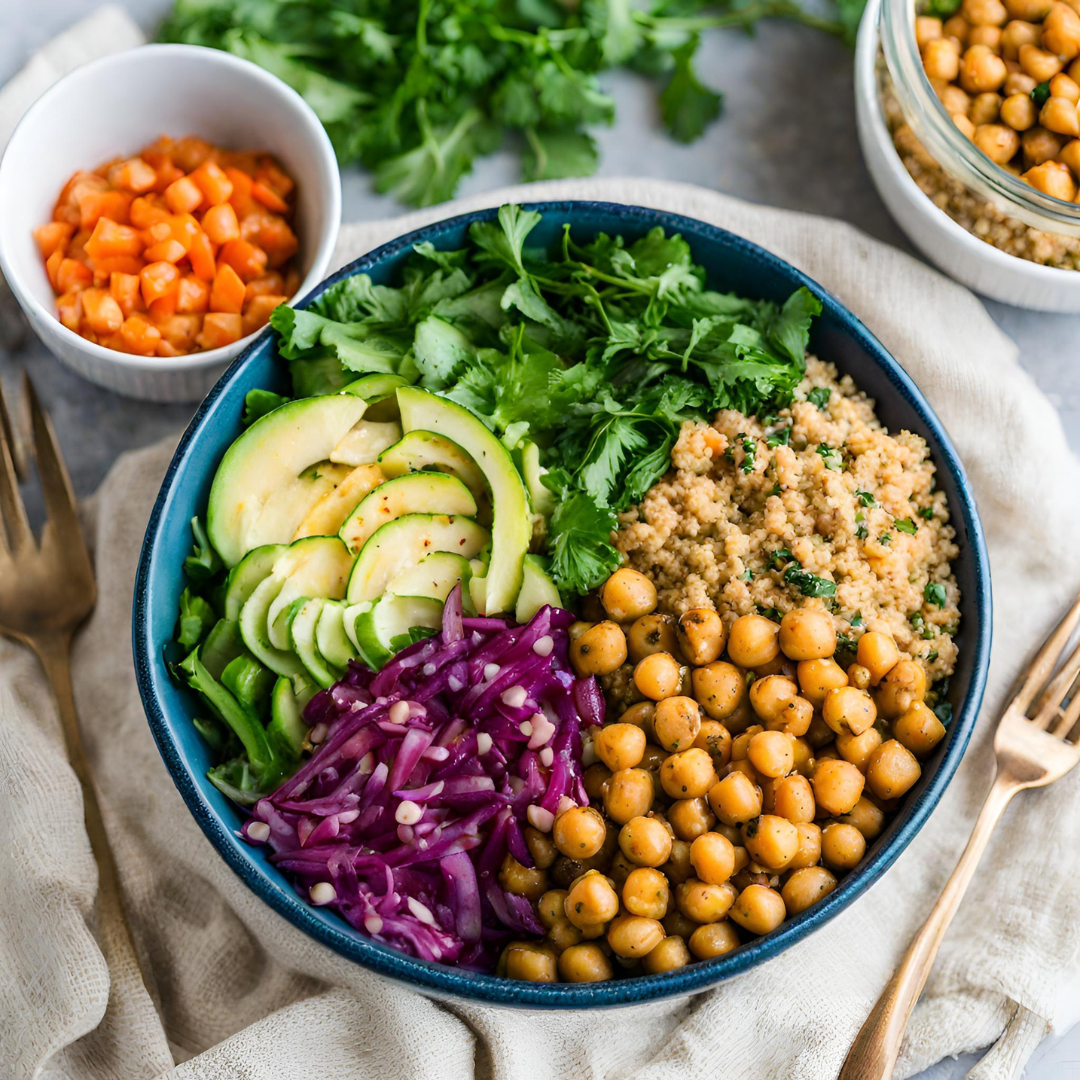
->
[133,201,991,1008]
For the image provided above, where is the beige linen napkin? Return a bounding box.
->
[4,12,1080,1080]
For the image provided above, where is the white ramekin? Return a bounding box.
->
[856,0,1080,313]
[0,44,341,402]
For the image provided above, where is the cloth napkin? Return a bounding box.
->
[4,10,1080,1080]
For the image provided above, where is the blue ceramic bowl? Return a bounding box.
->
[133,201,992,1008]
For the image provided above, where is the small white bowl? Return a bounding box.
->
[0,44,341,402]
[855,0,1080,313]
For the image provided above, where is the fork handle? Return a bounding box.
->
[838,771,1020,1080]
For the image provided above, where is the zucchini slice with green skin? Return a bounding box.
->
[386,551,475,610]
[288,597,342,689]
[316,600,358,669]
[353,595,444,671]
[265,536,354,650]
[377,430,487,504]
[239,574,304,677]
[224,544,286,621]
[342,602,373,654]
[267,674,313,761]
[515,554,562,623]
[329,420,403,467]
[340,373,411,421]
[201,618,246,680]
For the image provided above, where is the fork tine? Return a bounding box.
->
[1008,592,1080,717]
[1047,665,1080,738]
[1031,635,1080,728]
[0,378,33,556]
[23,373,82,542]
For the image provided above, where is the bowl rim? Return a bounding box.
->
[0,42,342,373]
[133,200,992,1008]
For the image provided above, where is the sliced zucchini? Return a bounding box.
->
[316,600,358,669]
[239,574,303,677]
[386,550,475,608]
[288,597,341,689]
[342,602,373,654]
[354,595,444,670]
[330,421,403,467]
[224,544,286,620]
[514,554,562,623]
[201,617,246,680]
[292,463,384,540]
[377,430,487,504]
[265,536,354,650]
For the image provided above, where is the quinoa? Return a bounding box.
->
[613,356,961,689]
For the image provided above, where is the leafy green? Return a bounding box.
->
[1032,80,1052,108]
[178,588,216,649]
[807,385,831,410]
[895,517,917,535]
[783,565,837,598]
[242,388,290,427]
[183,516,223,582]
[925,581,948,607]
[658,37,722,143]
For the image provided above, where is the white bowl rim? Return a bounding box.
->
[0,43,342,373]
[856,1,1080,289]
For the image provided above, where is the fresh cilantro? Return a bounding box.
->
[807,386,831,410]
[925,582,948,607]
[771,482,782,495]
[934,700,953,724]
[740,434,757,474]
[895,518,917,535]
[546,492,622,596]
[659,36,722,143]
[740,568,753,581]
[927,650,939,662]
[756,605,783,622]
[855,490,876,507]
[769,549,794,570]
[836,633,857,651]
[925,0,961,14]
[817,444,843,470]
[910,611,935,640]
[918,505,936,520]
[783,565,837,598]
[766,425,791,447]
[850,612,863,626]
[177,588,216,649]
[183,516,223,583]
[879,533,892,545]
[389,625,440,652]
[1032,81,1052,108]
[855,524,868,539]
[242,388,290,427]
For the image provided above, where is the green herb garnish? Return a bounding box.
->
[925,582,948,607]
[855,489,876,507]
[1032,81,1052,107]
[783,564,837,598]
[817,444,843,470]
[807,385,831,410]
[918,505,935,520]
[895,518,917,535]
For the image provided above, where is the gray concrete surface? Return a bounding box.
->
[2,4,1079,1077]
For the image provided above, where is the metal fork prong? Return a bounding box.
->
[24,373,82,542]
[1030,636,1080,729]
[0,379,33,556]
[1047,668,1080,738]
[1008,592,1080,717]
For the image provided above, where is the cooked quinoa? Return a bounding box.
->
[613,357,961,691]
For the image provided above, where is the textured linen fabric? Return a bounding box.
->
[4,12,1080,1080]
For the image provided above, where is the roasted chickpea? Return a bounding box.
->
[642,934,692,973]
[652,695,704,752]
[568,620,593,642]
[747,730,795,779]
[662,909,700,939]
[667,796,716,841]
[619,816,673,867]
[770,695,814,737]
[797,658,849,707]
[730,884,786,935]
[607,848,637,891]
[749,675,799,724]
[1052,71,1080,101]
[945,12,973,40]
[634,652,683,701]
[866,740,923,800]
[876,659,928,718]
[731,725,764,761]
[564,870,619,928]
[773,774,816,823]
[603,768,655,824]
[961,44,1008,93]
[821,822,867,871]
[917,13,945,45]
[969,24,1003,46]
[618,701,656,741]
[1039,96,1080,138]
[782,866,838,916]
[963,0,1008,23]
[570,621,628,677]
[662,837,695,885]
[689,831,736,885]
[1023,124,1067,164]
[504,942,558,982]
[1060,136,1080,175]
[1001,17,1041,58]
[622,866,670,919]
[607,913,666,958]
[743,814,799,870]
[626,614,679,664]
[594,723,647,772]
[722,697,757,737]
[856,631,900,685]
[661,748,719,799]
[974,121,1022,160]
[525,826,559,870]
[499,852,548,900]
[1020,42,1064,81]
[924,36,963,80]
[835,725,884,772]
[778,608,837,661]
[688,921,741,959]
[547,917,585,953]
[708,771,763,825]
[552,805,607,860]
[538,888,569,929]
[694,719,734,769]
[823,686,877,736]
[894,700,948,756]
[676,878,737,923]
[838,796,886,841]
[727,614,781,669]
[558,942,614,982]
[791,736,815,776]
[970,90,1003,125]
[1025,158,1079,196]
[812,758,866,816]
[1043,1,1080,59]
[677,607,726,666]
[847,663,872,691]
[601,567,657,622]
[953,112,978,138]
[788,822,823,869]
[1005,69,1039,94]
[1006,0,1052,18]
[939,82,974,116]
[692,661,747,720]
[583,762,613,802]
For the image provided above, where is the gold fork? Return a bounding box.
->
[839,592,1080,1080]
[0,373,146,995]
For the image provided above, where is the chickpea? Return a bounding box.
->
[504,942,558,982]
[627,613,679,664]
[924,36,963,80]
[607,848,637,891]
[558,942,613,982]
[676,608,726,666]
[974,121,1022,160]
[564,869,619,928]
[1044,1,1080,58]
[690,662,746,722]
[601,568,657,622]
[619,816,673,867]
[778,609,837,661]
[730,884,786,935]
[961,44,1009,91]
[747,730,795,779]
[525,826,559,870]
[667,796,716,841]
[607,914,665,959]
[876,659,928,718]
[689,831,736,885]
[971,88,1003,123]
[847,663,873,692]
[639,742,667,774]
[622,866,670,919]
[1005,68,1039,93]
[688,920,741,959]
[661,748,719,800]
[822,822,867,871]
[939,83,974,116]
[547,917,585,953]
[694,719,734,769]
[594,723,647,773]
[538,888,569,929]
[743,814,798,870]
[708,771,763,825]
[812,759,866,816]
[1001,90,1038,128]
[1020,42,1064,80]
[676,878,737,923]
[603,768,654,824]
[651,695,703,753]
[1002,17,1041,58]
[1006,0,1052,17]
[854,631,900,686]
[662,837,695,885]
[945,12,973,40]
[662,909,699,939]
[836,726,884,772]
[1039,95,1080,137]
[570,621,627,677]
[634,652,683,700]
[866,740,923,800]
[499,853,548,900]
[552,805,607,860]
[642,934,692,973]
[917,14,945,46]
[894,700,948,756]
[723,697,757,737]
[791,737,815,777]
[782,866,839,917]
[773,774,816,823]
[583,762,612,802]
[749,675,798,723]
[969,23,1004,46]
[618,701,656,741]
[821,686,876,737]
[1025,157,1079,195]
[726,614,781,669]
[954,112,978,138]
[789,822,823,869]
[569,620,593,642]
[1061,136,1080,175]
[1052,71,1080,100]
[797,657,849,707]
[963,0,1008,23]
[1023,124,1068,163]
[838,796,886,841]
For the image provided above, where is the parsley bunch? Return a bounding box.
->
[272,205,821,594]
[159,0,863,207]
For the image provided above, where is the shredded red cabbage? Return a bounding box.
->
[241,586,598,968]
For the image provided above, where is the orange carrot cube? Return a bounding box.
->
[189,161,233,207]
[251,180,288,214]
[244,271,285,302]
[209,263,246,314]
[56,290,83,331]
[197,312,243,350]
[108,158,158,194]
[255,160,294,196]
[202,202,240,245]
[155,339,184,357]
[187,230,217,280]
[225,167,259,218]
[255,216,298,269]
[85,218,143,261]
[130,195,171,229]
[119,315,162,356]
[110,272,141,318]
[164,175,203,215]
[45,250,65,290]
[34,221,74,260]
[56,258,93,293]
[144,238,188,264]
[140,261,180,306]
[91,256,144,287]
[158,313,202,350]
[79,189,133,230]
[242,293,287,336]
[54,171,109,226]
[67,229,92,263]
[151,161,185,195]
[173,137,216,173]
[80,288,124,335]
[217,239,267,282]
[176,275,210,314]
[149,293,180,322]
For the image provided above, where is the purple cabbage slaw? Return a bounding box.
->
[241,586,603,968]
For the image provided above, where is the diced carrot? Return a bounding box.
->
[176,275,210,314]
[140,261,180,306]
[79,327,99,344]
[54,171,109,226]
[217,238,267,282]
[130,195,171,229]
[209,263,246,314]
[144,238,188,264]
[187,230,217,280]
[148,293,178,322]
[56,290,82,331]
[56,258,93,293]
[222,150,260,175]
[173,136,216,173]
[85,218,143,262]
[93,156,123,179]
[108,157,158,194]
[119,315,161,356]
[189,160,233,208]
[79,189,133,230]
[110,272,142,318]
[67,229,92,263]
[151,161,185,195]
[140,136,176,162]
[168,213,202,252]
[256,216,298,269]
[202,202,239,245]
[33,222,74,260]
[255,160,294,197]
[46,250,65,290]
[155,339,184,357]
[157,314,202,350]
[98,332,126,352]
[80,288,124,335]
[243,271,285,302]
[251,180,289,214]
[242,293,287,336]
[164,176,203,215]
[197,312,243,350]
[91,256,144,287]
[225,167,260,218]
[283,268,301,296]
